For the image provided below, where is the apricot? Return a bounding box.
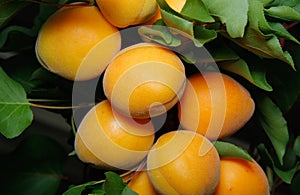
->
[103,43,186,119]
[128,171,157,195]
[74,100,155,170]
[35,3,121,81]
[178,72,255,140]
[214,158,270,195]
[147,130,220,194]
[96,0,158,28]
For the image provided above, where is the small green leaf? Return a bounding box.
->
[103,171,137,195]
[265,6,300,21]
[256,94,289,165]
[193,25,217,46]
[202,0,248,38]
[63,181,102,195]
[206,38,240,62]
[293,136,300,157]
[0,66,33,138]
[180,0,215,23]
[213,141,253,161]
[220,59,273,91]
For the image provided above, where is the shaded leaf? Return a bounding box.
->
[193,25,217,46]
[63,181,101,195]
[258,144,299,184]
[213,141,253,161]
[0,0,29,28]
[220,59,273,91]
[202,0,248,38]
[293,136,300,157]
[256,94,289,165]
[181,0,215,23]
[263,22,300,44]
[0,66,33,138]
[0,134,66,195]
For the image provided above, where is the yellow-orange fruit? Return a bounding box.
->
[103,43,186,119]
[74,100,155,170]
[147,130,220,194]
[36,3,121,81]
[128,171,157,195]
[96,0,158,28]
[178,72,255,140]
[214,158,270,195]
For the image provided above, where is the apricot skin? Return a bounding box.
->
[178,72,255,140]
[103,43,186,119]
[147,130,220,194]
[214,158,270,195]
[128,171,157,195]
[35,4,121,81]
[96,0,158,28]
[74,100,155,170]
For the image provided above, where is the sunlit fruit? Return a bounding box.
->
[103,43,186,119]
[35,3,121,81]
[96,0,158,28]
[178,72,255,140]
[213,157,270,195]
[74,100,155,170]
[128,171,157,195]
[147,130,220,194]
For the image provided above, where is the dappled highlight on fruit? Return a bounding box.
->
[35,3,121,81]
[74,100,155,170]
[103,43,186,119]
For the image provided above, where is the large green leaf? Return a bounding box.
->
[202,0,248,38]
[0,134,66,195]
[223,0,295,68]
[220,59,273,91]
[256,94,289,165]
[180,0,215,23]
[0,66,33,138]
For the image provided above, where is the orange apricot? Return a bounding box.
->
[128,171,158,195]
[147,130,220,194]
[35,3,121,81]
[96,0,158,28]
[74,100,155,170]
[214,158,270,195]
[103,43,186,119]
[178,72,255,140]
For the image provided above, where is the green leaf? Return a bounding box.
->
[264,22,300,44]
[220,59,273,91]
[104,172,127,195]
[256,94,289,165]
[0,0,29,28]
[180,0,215,23]
[0,134,66,195]
[213,141,253,161]
[193,25,217,45]
[63,181,101,195]
[206,38,240,62]
[293,136,300,157]
[121,186,138,195]
[265,6,300,21]
[223,0,295,68]
[258,144,299,184]
[0,66,33,138]
[202,0,248,38]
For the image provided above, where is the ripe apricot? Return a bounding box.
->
[178,72,255,140]
[96,0,158,28]
[214,158,270,195]
[103,43,186,119]
[35,3,121,81]
[147,130,220,194]
[128,171,157,195]
[74,100,155,170]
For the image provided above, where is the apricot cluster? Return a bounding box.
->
[35,1,269,194]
